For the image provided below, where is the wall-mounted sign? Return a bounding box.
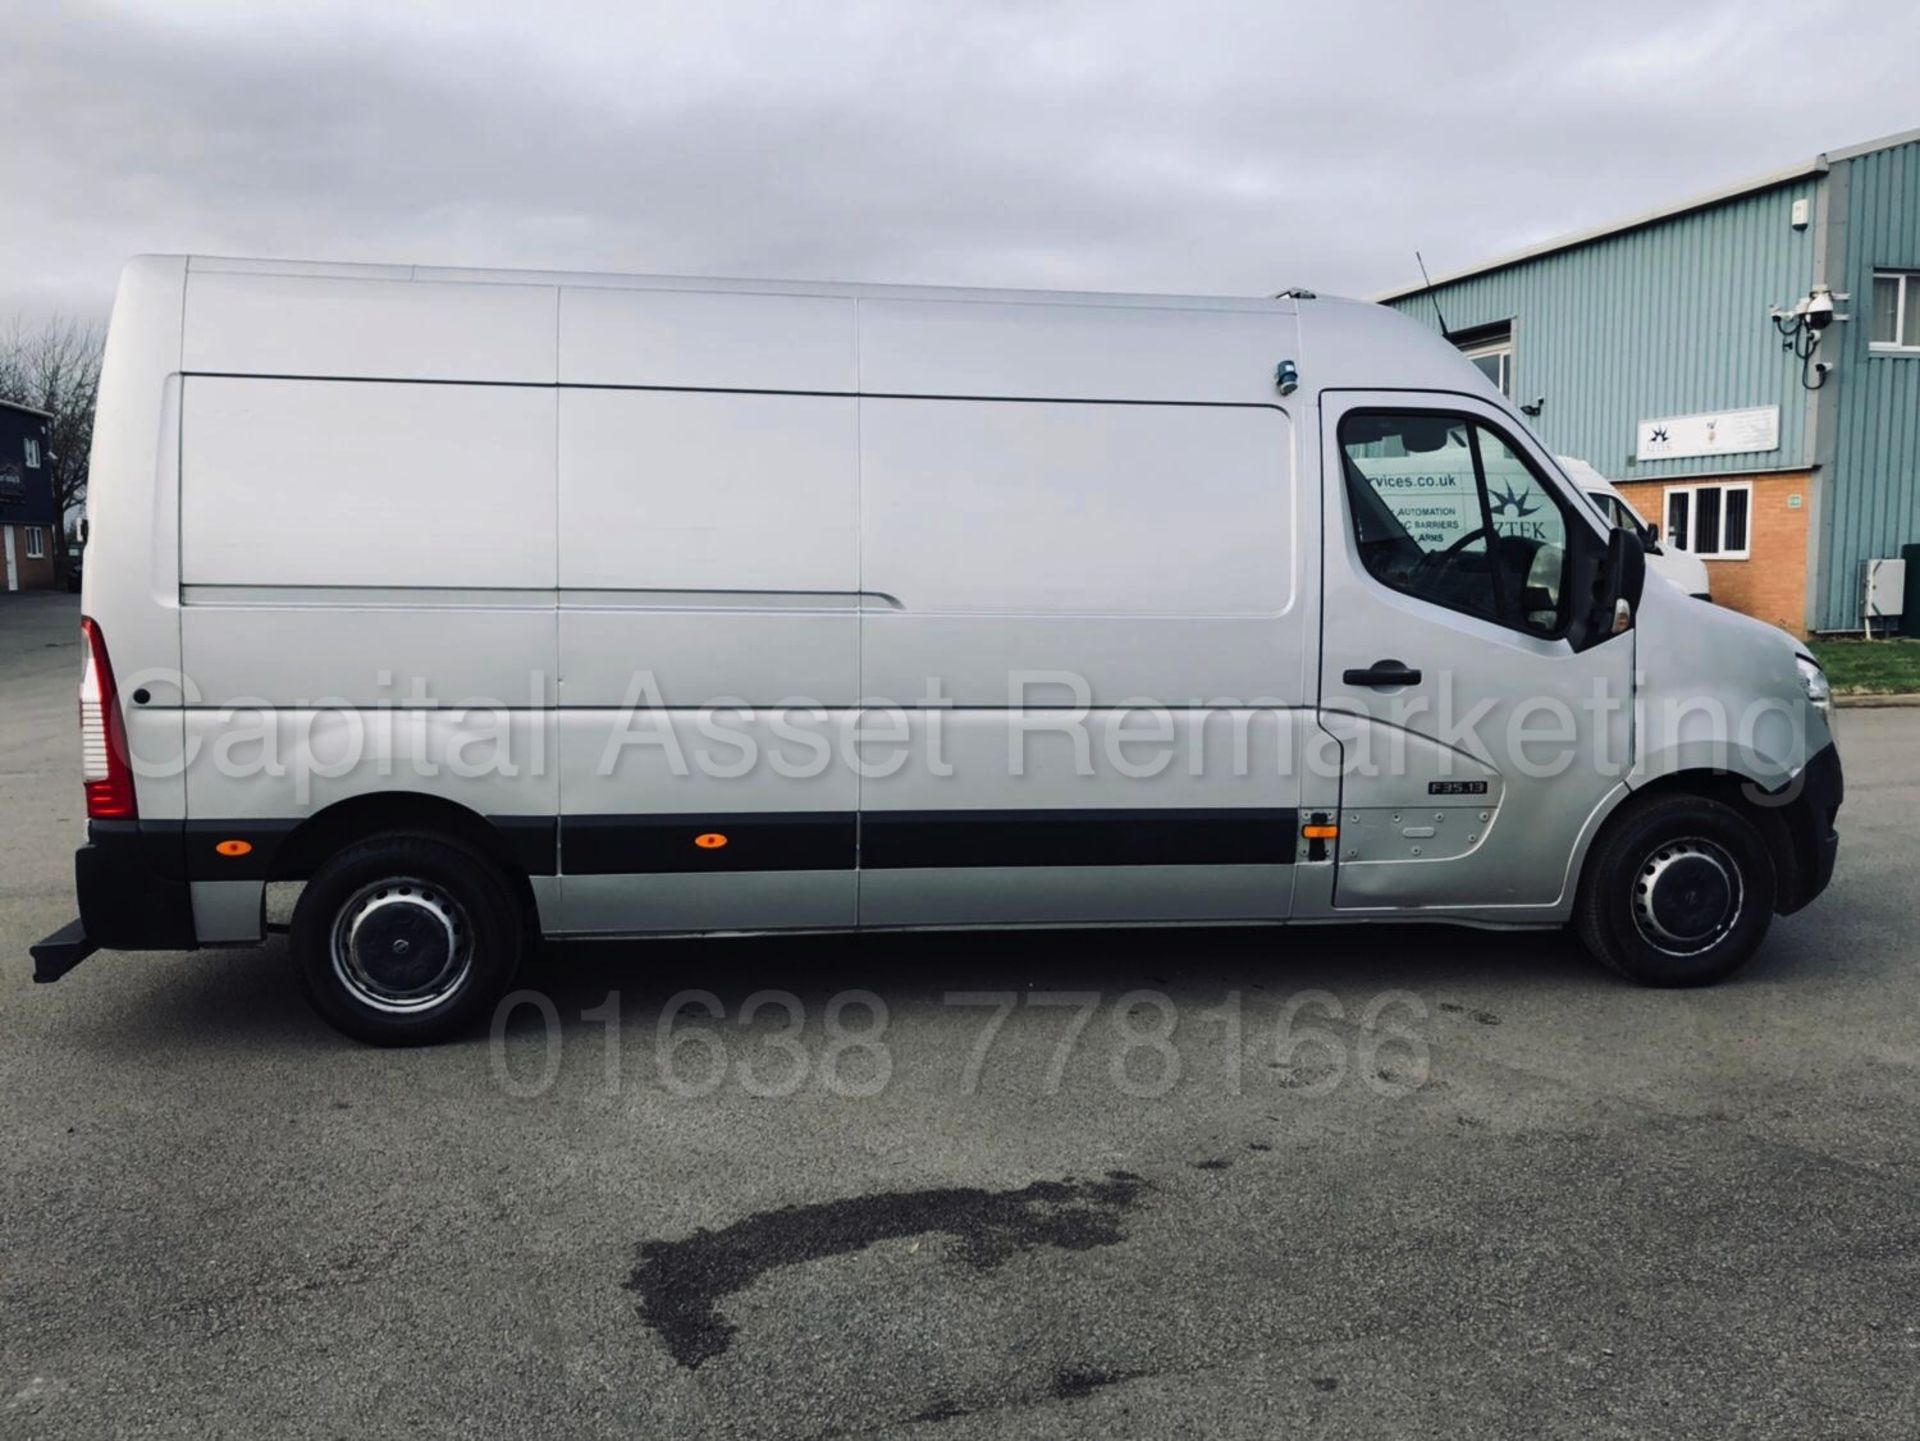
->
[1636,405,1779,463]
[1788,493,1803,509]
[0,462,23,503]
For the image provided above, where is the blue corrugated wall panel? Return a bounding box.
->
[1386,182,1817,483]
[1823,140,1920,631]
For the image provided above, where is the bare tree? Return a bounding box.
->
[0,317,104,576]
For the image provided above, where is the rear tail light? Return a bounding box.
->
[79,616,136,820]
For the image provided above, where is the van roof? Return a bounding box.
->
[142,252,1494,405]
[180,252,1298,314]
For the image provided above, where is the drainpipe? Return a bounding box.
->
[1803,153,1849,633]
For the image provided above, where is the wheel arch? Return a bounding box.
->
[1584,768,1812,916]
[267,792,549,932]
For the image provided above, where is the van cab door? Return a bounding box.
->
[1315,392,1633,914]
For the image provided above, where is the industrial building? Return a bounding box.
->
[1381,127,1920,635]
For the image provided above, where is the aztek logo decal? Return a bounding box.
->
[1489,480,1551,540]
[1488,480,1540,519]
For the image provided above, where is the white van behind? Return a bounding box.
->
[1557,455,1713,602]
[32,257,1842,1043]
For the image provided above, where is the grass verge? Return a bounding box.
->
[1809,637,1920,695]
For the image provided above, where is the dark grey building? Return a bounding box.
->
[0,397,58,592]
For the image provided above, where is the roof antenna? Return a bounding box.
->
[1415,251,1451,338]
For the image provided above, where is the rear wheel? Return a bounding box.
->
[290,832,524,1045]
[1576,793,1776,986]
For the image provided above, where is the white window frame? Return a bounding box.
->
[1870,270,1920,353]
[1663,481,1752,561]
[22,437,40,468]
[1458,333,1515,397]
[24,525,45,559]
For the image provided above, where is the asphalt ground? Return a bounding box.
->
[4,588,1917,1438]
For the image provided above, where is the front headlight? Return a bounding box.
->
[1796,654,1832,716]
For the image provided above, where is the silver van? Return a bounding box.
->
[32,256,1842,1043]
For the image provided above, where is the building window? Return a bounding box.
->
[1455,328,1514,397]
[25,525,45,559]
[1871,271,1920,351]
[1664,482,1751,559]
[23,437,41,468]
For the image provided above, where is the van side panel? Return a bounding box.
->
[860,398,1300,705]
[857,298,1293,404]
[857,394,1307,926]
[558,285,855,391]
[552,710,860,934]
[148,266,1316,942]
[178,376,561,717]
[178,708,558,823]
[559,389,859,594]
[87,257,190,820]
[556,388,860,706]
[180,378,557,590]
[183,269,557,383]
[858,710,1304,925]
[174,368,562,939]
[180,602,558,710]
[553,385,863,933]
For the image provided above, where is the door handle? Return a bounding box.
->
[1343,660,1422,688]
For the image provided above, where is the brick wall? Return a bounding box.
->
[1614,469,1811,636]
[16,544,56,590]
[2,524,59,592]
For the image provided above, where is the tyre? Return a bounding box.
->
[1575,793,1776,987]
[289,832,524,1045]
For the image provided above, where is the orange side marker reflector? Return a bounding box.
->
[215,839,254,857]
[1301,824,1339,840]
[694,832,729,850]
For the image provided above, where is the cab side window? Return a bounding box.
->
[1591,493,1641,533]
[1340,412,1572,636]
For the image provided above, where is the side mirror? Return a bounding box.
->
[1571,521,1649,649]
[1639,521,1663,555]
[1605,527,1647,631]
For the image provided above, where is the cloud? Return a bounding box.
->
[2,0,1916,322]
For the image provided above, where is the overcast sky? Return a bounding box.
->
[5,0,1917,323]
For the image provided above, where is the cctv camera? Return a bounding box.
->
[1805,287,1835,330]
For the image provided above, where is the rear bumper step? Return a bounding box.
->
[31,919,97,983]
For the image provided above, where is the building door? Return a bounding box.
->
[1315,392,1634,914]
[3,527,17,592]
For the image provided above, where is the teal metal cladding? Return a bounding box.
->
[1389,147,1920,632]
[1823,139,1920,631]
[1386,181,1818,484]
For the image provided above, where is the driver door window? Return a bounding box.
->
[1340,411,1571,636]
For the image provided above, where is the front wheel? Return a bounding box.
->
[290,832,524,1045]
[1575,793,1776,986]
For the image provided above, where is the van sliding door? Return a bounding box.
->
[553,388,862,935]
[856,395,1311,927]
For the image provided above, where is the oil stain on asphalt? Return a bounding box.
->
[626,1171,1147,1369]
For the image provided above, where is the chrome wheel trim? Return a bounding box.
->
[1630,837,1743,957]
[328,877,473,1014]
